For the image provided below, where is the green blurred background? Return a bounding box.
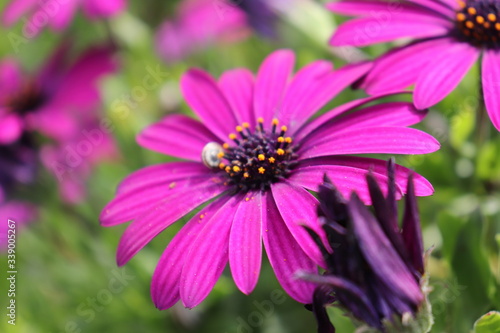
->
[0,0,499,332]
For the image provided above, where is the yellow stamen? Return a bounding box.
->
[236,126,243,132]
[457,13,466,21]
[476,15,485,24]
[268,157,275,163]
[272,118,279,126]
[229,133,237,140]
[257,117,264,124]
[233,166,241,172]
[484,22,491,28]
[258,154,265,161]
[242,122,250,128]
[277,149,285,155]
[458,0,466,8]
[465,21,474,29]
[243,172,249,178]
[223,143,229,149]
[467,7,476,15]
[285,137,292,144]
[258,167,266,174]
[496,22,500,30]
[217,152,224,159]
[277,136,285,143]
[219,163,225,169]
[280,125,288,132]
[488,13,497,22]
[225,166,231,173]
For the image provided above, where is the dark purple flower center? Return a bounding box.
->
[455,0,500,48]
[6,81,45,115]
[203,118,297,192]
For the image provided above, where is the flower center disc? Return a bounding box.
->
[456,0,500,47]
[216,118,297,192]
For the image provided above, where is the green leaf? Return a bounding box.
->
[473,311,500,333]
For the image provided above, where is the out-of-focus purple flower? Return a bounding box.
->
[0,43,118,202]
[0,200,37,250]
[300,159,426,332]
[101,49,438,310]
[155,0,249,63]
[229,0,280,37]
[2,0,126,36]
[328,0,500,131]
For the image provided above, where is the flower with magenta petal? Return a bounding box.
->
[300,160,428,332]
[100,49,439,309]
[328,0,500,130]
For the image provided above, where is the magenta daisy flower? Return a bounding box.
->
[2,0,126,36]
[328,0,500,130]
[100,49,438,309]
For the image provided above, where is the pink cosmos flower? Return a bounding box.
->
[0,43,118,202]
[100,49,439,309]
[2,0,126,36]
[328,0,500,130]
[155,0,249,63]
[0,201,37,250]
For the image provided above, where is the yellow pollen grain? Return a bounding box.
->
[458,0,466,8]
[219,163,225,169]
[457,13,466,21]
[242,122,250,128]
[488,13,497,22]
[258,167,266,174]
[467,7,476,15]
[222,143,229,149]
[233,166,241,172]
[277,148,285,156]
[476,15,485,24]
[258,154,265,161]
[257,117,264,123]
[229,133,237,140]
[225,166,231,173]
[243,172,249,178]
[285,137,292,143]
[277,136,285,143]
[496,22,500,30]
[465,21,474,29]
[236,125,243,132]
[272,118,279,126]
[268,157,276,163]
[281,125,288,132]
[217,152,224,159]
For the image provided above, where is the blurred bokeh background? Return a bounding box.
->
[0,0,499,332]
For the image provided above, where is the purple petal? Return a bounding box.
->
[294,91,412,142]
[229,191,263,295]
[100,173,216,226]
[271,182,327,267]
[361,37,455,95]
[181,69,238,141]
[407,0,457,15]
[299,127,440,158]
[115,180,226,266]
[137,114,220,161]
[180,195,241,308]
[414,41,479,109]
[45,0,79,30]
[330,15,451,47]
[290,163,393,204]
[348,194,424,304]
[327,0,452,18]
[116,162,208,195]
[151,198,229,310]
[219,69,255,128]
[82,0,125,18]
[482,49,500,131]
[302,102,427,146]
[263,193,317,304]
[281,61,372,133]
[0,59,23,99]
[254,49,295,123]
[401,175,424,275]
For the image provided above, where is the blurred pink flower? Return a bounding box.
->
[0,201,37,250]
[0,43,118,202]
[155,0,249,63]
[2,0,126,36]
